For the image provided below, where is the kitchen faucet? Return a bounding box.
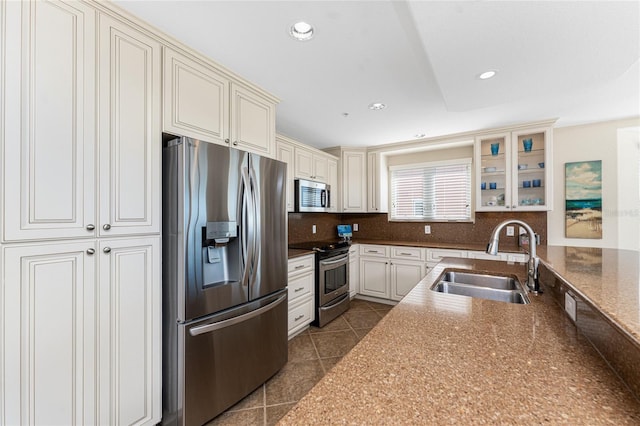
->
[486,219,542,294]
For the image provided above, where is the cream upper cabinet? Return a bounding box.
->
[294,146,329,182]
[475,126,553,212]
[2,241,98,425]
[163,47,230,145]
[275,137,295,212]
[312,155,329,182]
[342,150,367,212]
[98,13,161,237]
[230,83,276,157]
[2,0,97,242]
[163,48,277,157]
[327,158,339,212]
[325,147,367,212]
[98,237,161,425]
[367,151,388,213]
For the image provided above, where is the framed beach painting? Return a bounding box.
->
[565,160,602,239]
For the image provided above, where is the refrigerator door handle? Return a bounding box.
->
[188,293,287,336]
[248,165,260,280]
[241,167,254,288]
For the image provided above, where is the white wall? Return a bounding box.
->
[548,117,640,249]
[617,127,640,250]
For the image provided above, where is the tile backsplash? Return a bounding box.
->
[288,211,546,249]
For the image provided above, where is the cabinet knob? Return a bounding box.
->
[86,248,95,255]
[233,141,238,146]
[225,138,230,144]
[512,205,517,209]
[103,224,111,231]
[86,224,95,231]
[103,247,111,254]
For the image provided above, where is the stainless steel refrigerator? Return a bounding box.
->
[162,137,288,426]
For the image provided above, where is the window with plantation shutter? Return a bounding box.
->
[389,159,472,221]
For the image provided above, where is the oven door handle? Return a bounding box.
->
[319,254,349,266]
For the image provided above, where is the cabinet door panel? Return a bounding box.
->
[343,151,366,212]
[294,147,313,179]
[230,83,275,157]
[99,15,161,236]
[2,0,96,241]
[163,48,230,144]
[2,241,96,425]
[276,139,295,211]
[390,261,424,301]
[327,158,339,212]
[359,257,389,298]
[98,237,160,426]
[312,155,328,182]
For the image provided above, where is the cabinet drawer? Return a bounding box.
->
[391,246,424,261]
[359,244,389,257]
[288,254,314,275]
[288,271,313,304]
[427,248,467,262]
[288,296,313,337]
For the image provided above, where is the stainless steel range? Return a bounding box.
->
[290,241,350,327]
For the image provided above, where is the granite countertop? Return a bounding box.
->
[538,246,640,343]
[279,254,640,424]
[287,248,315,259]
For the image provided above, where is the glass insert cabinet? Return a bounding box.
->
[474,126,553,212]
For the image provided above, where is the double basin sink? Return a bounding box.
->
[430,270,530,304]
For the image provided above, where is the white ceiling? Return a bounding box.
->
[114,0,640,149]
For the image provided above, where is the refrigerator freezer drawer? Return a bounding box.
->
[179,291,287,426]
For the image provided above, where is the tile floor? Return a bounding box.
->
[207,298,393,426]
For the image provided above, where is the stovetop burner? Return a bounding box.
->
[289,240,351,253]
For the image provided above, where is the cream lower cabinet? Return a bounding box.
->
[2,241,97,425]
[389,246,426,301]
[287,254,315,338]
[359,256,390,299]
[358,245,427,301]
[359,245,391,299]
[1,237,161,425]
[97,237,161,425]
[348,244,359,297]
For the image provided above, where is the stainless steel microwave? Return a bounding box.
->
[294,179,330,212]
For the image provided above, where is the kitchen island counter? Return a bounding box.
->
[279,254,640,424]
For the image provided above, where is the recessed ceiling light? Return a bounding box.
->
[414,133,426,139]
[478,70,498,80]
[289,21,314,41]
[368,102,386,110]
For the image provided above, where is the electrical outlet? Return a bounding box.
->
[353,224,359,232]
[565,292,577,322]
[312,225,316,234]
[424,225,431,234]
[506,226,514,236]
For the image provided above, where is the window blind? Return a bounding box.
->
[390,159,471,221]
